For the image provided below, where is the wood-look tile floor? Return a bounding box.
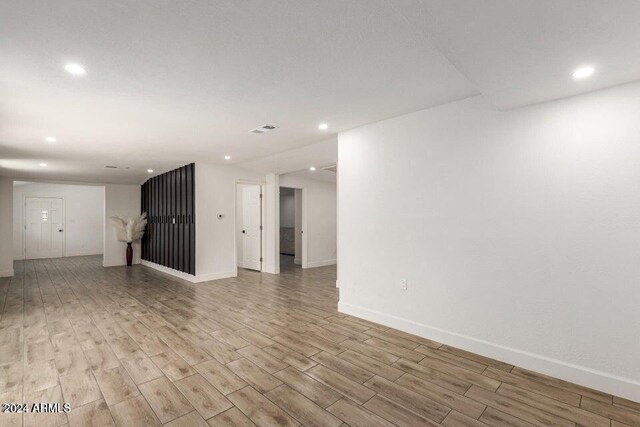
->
[0,255,638,427]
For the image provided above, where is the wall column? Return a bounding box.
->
[263,173,280,274]
[0,177,14,277]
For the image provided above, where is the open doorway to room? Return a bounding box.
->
[275,167,336,274]
[236,182,265,272]
[279,186,303,271]
[13,181,105,261]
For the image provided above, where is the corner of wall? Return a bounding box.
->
[0,269,14,278]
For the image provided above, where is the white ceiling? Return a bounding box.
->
[0,0,474,183]
[1,1,639,183]
[285,168,337,184]
[237,138,337,176]
[405,0,640,110]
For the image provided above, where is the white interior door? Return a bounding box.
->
[242,185,262,271]
[25,197,64,259]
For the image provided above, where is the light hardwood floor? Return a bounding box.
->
[0,256,638,426]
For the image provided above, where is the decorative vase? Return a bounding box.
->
[126,242,133,267]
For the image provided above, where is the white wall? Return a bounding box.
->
[236,183,247,265]
[280,173,337,268]
[263,173,279,274]
[279,191,295,228]
[0,177,14,277]
[338,81,640,401]
[103,184,141,267]
[13,182,104,259]
[195,163,263,281]
[294,188,302,264]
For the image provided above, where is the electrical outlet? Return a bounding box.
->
[400,279,407,290]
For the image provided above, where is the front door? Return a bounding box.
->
[25,197,64,259]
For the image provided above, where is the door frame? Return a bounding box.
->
[278,185,308,270]
[23,195,66,259]
[235,180,266,273]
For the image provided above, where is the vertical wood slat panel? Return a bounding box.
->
[172,169,178,269]
[181,165,186,273]
[147,179,151,263]
[183,165,190,274]
[188,163,195,275]
[144,180,148,262]
[151,177,156,264]
[142,182,148,260]
[154,175,159,265]
[140,183,145,260]
[171,169,177,270]
[176,168,184,271]
[161,172,166,267]
[147,179,151,260]
[158,174,163,267]
[167,170,172,270]
[153,176,157,264]
[140,163,195,274]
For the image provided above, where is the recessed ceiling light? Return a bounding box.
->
[318,123,329,130]
[572,66,594,80]
[39,163,47,167]
[309,166,316,171]
[224,155,231,160]
[45,136,57,143]
[147,169,154,173]
[64,63,86,75]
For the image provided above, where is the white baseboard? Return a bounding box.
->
[305,259,337,268]
[15,252,103,261]
[141,260,236,283]
[338,300,640,402]
[0,268,14,278]
[262,266,280,274]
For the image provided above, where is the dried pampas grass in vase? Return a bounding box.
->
[110,213,147,266]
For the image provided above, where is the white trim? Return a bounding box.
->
[338,300,640,402]
[0,269,14,277]
[305,259,337,268]
[141,260,236,283]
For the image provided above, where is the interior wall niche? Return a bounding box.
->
[141,163,195,274]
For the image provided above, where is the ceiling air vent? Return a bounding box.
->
[250,124,278,134]
[104,165,130,170]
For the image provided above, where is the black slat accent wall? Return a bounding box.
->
[141,163,195,275]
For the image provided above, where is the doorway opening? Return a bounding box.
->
[236,182,264,272]
[279,186,303,271]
